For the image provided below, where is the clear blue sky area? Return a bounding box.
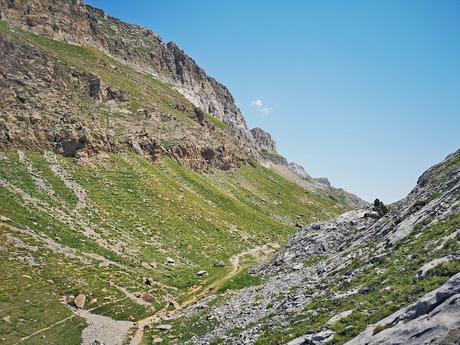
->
[86,0,459,203]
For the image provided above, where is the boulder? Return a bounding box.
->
[165,257,175,265]
[74,294,86,308]
[287,330,335,344]
[156,324,172,331]
[197,270,208,278]
[213,261,226,268]
[141,292,154,303]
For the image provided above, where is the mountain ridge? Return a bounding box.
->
[0,0,366,207]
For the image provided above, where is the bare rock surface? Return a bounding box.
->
[345,273,460,345]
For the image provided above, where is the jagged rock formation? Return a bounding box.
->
[288,162,312,180]
[0,11,248,171]
[0,0,248,131]
[168,149,460,344]
[250,127,277,152]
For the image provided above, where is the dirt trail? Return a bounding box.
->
[129,242,279,345]
[14,297,129,344]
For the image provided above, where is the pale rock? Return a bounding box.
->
[74,294,86,308]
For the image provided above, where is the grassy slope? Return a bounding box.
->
[0,151,348,344]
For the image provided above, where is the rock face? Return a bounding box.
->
[250,127,277,152]
[345,272,460,345]
[287,162,312,180]
[174,150,460,345]
[126,133,161,163]
[0,0,247,131]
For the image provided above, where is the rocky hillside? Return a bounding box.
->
[163,149,460,344]
[0,0,364,208]
[0,0,247,131]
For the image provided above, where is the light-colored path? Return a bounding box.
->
[129,242,279,345]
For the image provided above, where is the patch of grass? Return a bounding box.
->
[28,154,78,209]
[207,114,230,130]
[217,270,263,293]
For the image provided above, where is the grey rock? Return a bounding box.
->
[156,324,172,331]
[287,330,335,345]
[165,257,175,265]
[345,272,460,345]
[250,128,277,152]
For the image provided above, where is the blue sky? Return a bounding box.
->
[86,0,459,203]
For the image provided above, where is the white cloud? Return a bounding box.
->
[251,99,272,116]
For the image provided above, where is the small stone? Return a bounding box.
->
[0,215,11,222]
[165,257,175,265]
[90,298,98,305]
[152,337,163,344]
[293,263,303,270]
[144,277,154,286]
[197,270,208,278]
[156,324,172,331]
[74,294,86,308]
[213,261,226,268]
[3,316,11,323]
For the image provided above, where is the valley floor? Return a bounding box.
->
[0,150,347,345]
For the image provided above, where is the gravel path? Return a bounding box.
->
[75,309,133,345]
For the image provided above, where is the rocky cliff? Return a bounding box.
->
[0,0,248,131]
[166,149,460,344]
[250,127,277,152]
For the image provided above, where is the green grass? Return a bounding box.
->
[207,114,231,130]
[0,150,348,344]
[217,271,263,293]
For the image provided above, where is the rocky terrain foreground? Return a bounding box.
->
[0,1,458,345]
